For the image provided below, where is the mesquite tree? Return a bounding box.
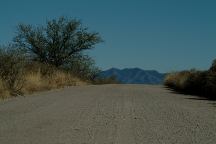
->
[14,17,102,67]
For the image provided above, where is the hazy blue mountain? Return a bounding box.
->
[100,68,165,84]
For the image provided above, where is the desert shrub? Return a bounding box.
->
[165,70,195,91]
[64,54,101,81]
[0,47,26,96]
[204,72,216,99]
[164,71,192,90]
[182,71,207,94]
[164,60,216,99]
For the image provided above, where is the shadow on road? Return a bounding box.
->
[185,97,216,108]
[164,86,216,107]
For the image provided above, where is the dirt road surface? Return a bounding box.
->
[0,85,216,144]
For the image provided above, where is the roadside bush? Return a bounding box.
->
[64,54,101,81]
[164,60,216,99]
[164,71,191,90]
[204,72,216,99]
[0,47,26,96]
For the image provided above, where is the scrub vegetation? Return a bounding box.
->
[164,59,216,100]
[0,17,117,99]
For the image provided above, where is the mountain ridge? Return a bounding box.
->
[100,68,165,84]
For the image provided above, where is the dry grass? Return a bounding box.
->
[21,71,47,94]
[164,70,216,100]
[164,71,192,90]
[22,70,86,95]
[0,69,86,99]
[0,79,10,99]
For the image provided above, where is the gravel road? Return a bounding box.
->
[0,85,216,144]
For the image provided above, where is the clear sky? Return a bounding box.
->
[0,0,216,72]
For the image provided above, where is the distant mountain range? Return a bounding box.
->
[100,68,166,84]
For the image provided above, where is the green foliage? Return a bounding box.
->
[0,46,26,95]
[14,16,102,67]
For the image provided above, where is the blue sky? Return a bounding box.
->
[0,0,216,72]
